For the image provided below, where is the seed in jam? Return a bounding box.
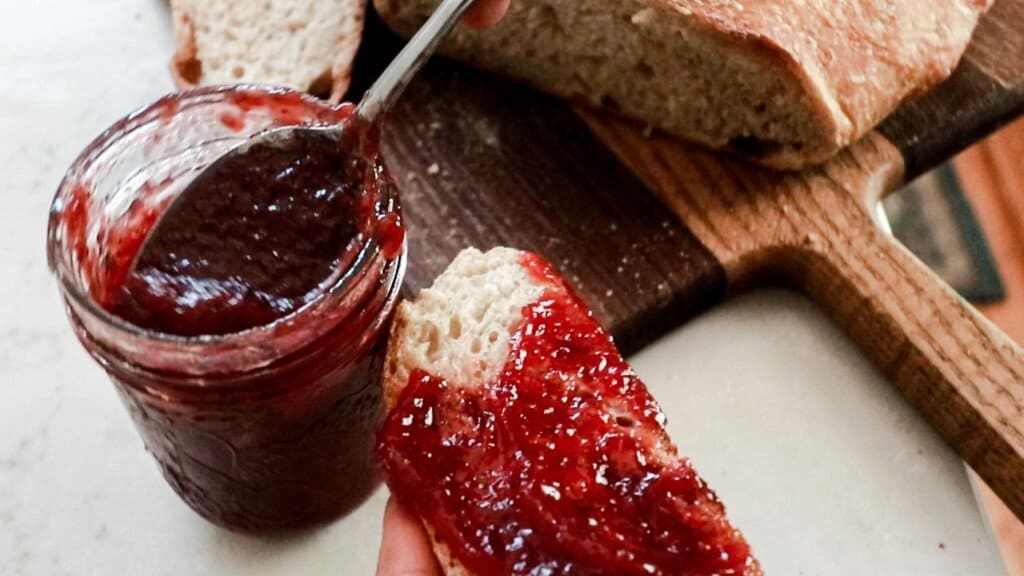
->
[377,253,756,576]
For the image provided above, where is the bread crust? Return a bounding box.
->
[169,0,365,101]
[382,303,411,412]
[170,11,201,89]
[375,0,992,169]
[655,0,994,165]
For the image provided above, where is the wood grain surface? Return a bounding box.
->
[879,0,1024,179]
[956,117,1024,576]
[353,15,727,356]
[379,62,726,354]
[583,113,1024,526]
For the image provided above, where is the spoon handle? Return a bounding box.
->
[355,0,479,124]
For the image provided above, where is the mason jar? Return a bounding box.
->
[47,85,406,532]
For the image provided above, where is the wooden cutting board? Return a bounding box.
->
[349,0,1024,522]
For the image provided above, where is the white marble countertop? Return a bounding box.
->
[0,1,1007,574]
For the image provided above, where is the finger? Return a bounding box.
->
[463,0,511,28]
[375,497,442,576]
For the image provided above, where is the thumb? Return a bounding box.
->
[375,496,443,576]
[463,0,511,28]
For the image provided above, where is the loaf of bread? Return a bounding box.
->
[375,0,993,169]
[170,0,365,100]
[377,247,760,575]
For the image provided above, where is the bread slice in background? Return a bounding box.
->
[379,247,761,575]
[374,0,992,169]
[170,0,365,101]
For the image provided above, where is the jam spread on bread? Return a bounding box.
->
[106,105,397,336]
[378,253,754,575]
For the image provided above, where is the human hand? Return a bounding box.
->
[463,0,511,28]
[375,497,441,576]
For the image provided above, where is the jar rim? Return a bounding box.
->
[47,84,401,359]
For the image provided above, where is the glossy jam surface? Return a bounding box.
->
[109,131,369,336]
[378,253,753,575]
[55,88,403,531]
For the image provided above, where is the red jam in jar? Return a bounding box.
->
[110,129,373,336]
[48,86,405,532]
[377,253,755,575]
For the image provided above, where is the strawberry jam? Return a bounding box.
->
[108,131,370,336]
[48,86,405,532]
[377,253,755,575]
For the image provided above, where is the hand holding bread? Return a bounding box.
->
[375,248,759,575]
[376,498,443,576]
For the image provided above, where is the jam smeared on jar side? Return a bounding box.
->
[54,87,405,532]
[109,131,373,336]
[377,253,754,576]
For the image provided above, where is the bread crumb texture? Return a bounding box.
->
[171,0,365,99]
[385,248,545,402]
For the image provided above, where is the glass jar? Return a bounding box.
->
[47,85,406,532]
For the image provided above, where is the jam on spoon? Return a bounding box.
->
[48,0,483,532]
[115,0,479,336]
[111,130,370,336]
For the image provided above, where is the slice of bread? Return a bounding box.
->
[382,247,545,411]
[170,0,365,101]
[378,247,760,575]
[374,0,992,169]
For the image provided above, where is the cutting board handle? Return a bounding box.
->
[788,164,1024,523]
[583,113,1024,522]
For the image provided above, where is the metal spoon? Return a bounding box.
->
[354,0,479,125]
[137,0,478,252]
[269,0,478,143]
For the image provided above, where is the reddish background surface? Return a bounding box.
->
[956,116,1024,575]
